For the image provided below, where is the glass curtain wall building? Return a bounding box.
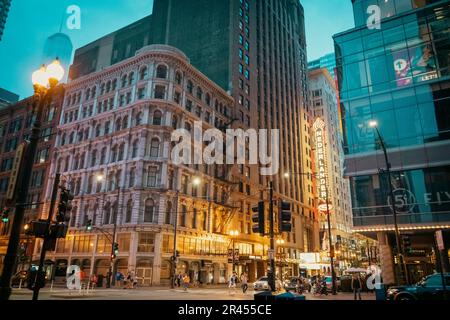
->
[334,0,450,284]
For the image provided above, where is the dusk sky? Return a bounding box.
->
[0,0,354,99]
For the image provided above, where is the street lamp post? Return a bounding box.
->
[0,60,64,301]
[369,121,409,285]
[276,238,285,280]
[284,172,337,295]
[96,174,120,288]
[229,230,239,272]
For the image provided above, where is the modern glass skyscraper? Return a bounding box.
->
[0,0,12,41]
[334,0,450,284]
[308,53,337,79]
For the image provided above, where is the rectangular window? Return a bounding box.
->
[138,232,155,253]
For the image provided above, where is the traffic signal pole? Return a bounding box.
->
[268,181,276,292]
[0,88,51,301]
[32,173,60,301]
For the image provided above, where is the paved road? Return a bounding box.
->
[10,287,376,301]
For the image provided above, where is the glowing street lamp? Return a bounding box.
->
[0,59,65,301]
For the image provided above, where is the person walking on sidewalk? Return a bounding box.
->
[352,274,363,300]
[228,272,238,295]
[182,273,190,292]
[240,273,249,294]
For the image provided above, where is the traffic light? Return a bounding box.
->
[1,207,10,223]
[252,201,265,234]
[56,188,74,223]
[86,220,93,231]
[402,236,412,254]
[279,201,292,233]
[112,242,119,258]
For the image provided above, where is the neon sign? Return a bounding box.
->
[313,118,331,212]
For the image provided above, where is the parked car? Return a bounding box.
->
[253,276,283,291]
[386,273,450,301]
[11,271,29,287]
[283,277,300,291]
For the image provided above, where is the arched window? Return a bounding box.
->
[112,202,118,225]
[95,125,101,137]
[175,71,182,85]
[125,199,133,223]
[77,131,83,142]
[139,66,148,80]
[135,112,142,126]
[205,93,211,106]
[91,87,96,99]
[196,87,203,100]
[70,206,77,228]
[64,156,70,172]
[112,79,117,90]
[122,116,129,129]
[121,75,127,88]
[128,72,135,85]
[69,132,75,144]
[187,80,193,94]
[115,118,122,132]
[106,81,111,92]
[103,202,111,225]
[185,122,192,132]
[150,138,160,158]
[100,147,107,165]
[91,150,97,167]
[73,155,80,170]
[165,201,172,225]
[129,168,135,188]
[84,128,90,140]
[144,199,155,223]
[118,144,125,161]
[111,145,118,162]
[61,133,66,146]
[153,110,162,125]
[79,153,85,169]
[85,88,91,101]
[156,65,167,79]
[56,158,63,173]
[132,140,139,158]
[171,116,178,129]
[100,83,105,95]
[87,175,93,194]
[180,205,187,227]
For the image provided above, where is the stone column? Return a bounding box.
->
[153,232,163,285]
[377,232,396,286]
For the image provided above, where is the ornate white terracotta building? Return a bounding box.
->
[35,45,280,286]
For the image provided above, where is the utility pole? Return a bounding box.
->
[171,189,180,289]
[32,173,60,301]
[325,185,337,295]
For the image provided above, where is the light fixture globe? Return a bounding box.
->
[46,59,65,82]
[369,120,378,128]
[32,66,49,87]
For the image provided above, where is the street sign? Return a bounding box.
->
[436,230,445,251]
[228,249,233,263]
[234,249,240,261]
[6,142,26,200]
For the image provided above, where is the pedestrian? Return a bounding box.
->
[228,272,238,295]
[352,274,362,300]
[240,272,248,294]
[182,273,190,291]
[91,274,98,289]
[125,271,132,289]
[176,272,182,287]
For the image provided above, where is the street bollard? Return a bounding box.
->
[18,279,23,290]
